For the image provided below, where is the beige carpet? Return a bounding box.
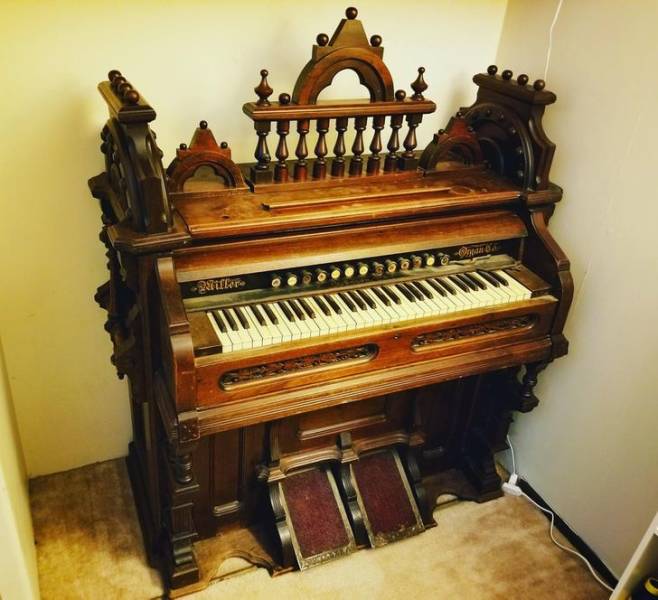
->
[30,459,610,600]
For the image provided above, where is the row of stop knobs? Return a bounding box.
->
[270,252,450,288]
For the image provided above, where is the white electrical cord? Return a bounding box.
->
[544,0,565,81]
[504,435,614,593]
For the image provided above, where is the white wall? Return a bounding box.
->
[0,1,508,476]
[496,0,658,576]
[0,339,40,600]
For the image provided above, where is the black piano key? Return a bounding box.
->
[464,272,486,290]
[411,281,434,300]
[262,303,279,325]
[372,286,391,306]
[396,284,415,302]
[325,295,343,314]
[339,292,357,312]
[436,277,456,294]
[449,275,470,292]
[298,297,316,319]
[234,305,251,329]
[478,270,500,287]
[409,281,431,300]
[250,304,267,326]
[221,308,239,331]
[426,278,447,296]
[457,273,479,291]
[489,270,509,286]
[278,301,295,322]
[212,310,227,332]
[288,300,305,320]
[402,282,422,301]
[314,295,332,316]
[356,289,376,309]
[348,290,367,310]
[383,286,402,304]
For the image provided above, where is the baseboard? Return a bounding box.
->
[518,478,618,590]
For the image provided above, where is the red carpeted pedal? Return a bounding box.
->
[279,466,356,569]
[351,449,425,547]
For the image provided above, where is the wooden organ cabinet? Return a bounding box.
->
[89,7,572,596]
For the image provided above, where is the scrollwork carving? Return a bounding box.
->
[412,316,535,349]
[220,344,377,388]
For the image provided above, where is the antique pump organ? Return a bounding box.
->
[90,7,572,595]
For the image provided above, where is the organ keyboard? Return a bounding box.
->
[90,7,572,596]
[201,266,535,354]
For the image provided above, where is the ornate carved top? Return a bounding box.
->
[166,121,247,192]
[292,6,394,104]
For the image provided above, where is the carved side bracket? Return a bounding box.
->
[421,65,557,192]
[466,66,556,191]
[419,116,483,171]
[94,71,172,234]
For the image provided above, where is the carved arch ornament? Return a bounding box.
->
[292,7,394,104]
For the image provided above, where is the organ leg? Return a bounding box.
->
[162,440,201,588]
[515,361,549,413]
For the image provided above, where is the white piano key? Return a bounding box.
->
[272,303,298,341]
[228,307,253,349]
[207,311,233,353]
[361,288,393,324]
[332,293,361,329]
[220,309,245,351]
[261,303,284,344]
[498,271,532,300]
[244,306,267,347]
[287,300,312,339]
[323,295,349,332]
[309,297,338,334]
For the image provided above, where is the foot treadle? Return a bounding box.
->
[278,465,356,569]
[351,448,425,547]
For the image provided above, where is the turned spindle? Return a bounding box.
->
[398,112,422,170]
[294,119,310,181]
[331,117,348,177]
[251,121,272,183]
[384,90,406,172]
[349,116,367,176]
[274,93,291,182]
[367,115,385,175]
[313,118,330,179]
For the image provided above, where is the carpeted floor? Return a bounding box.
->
[29,459,610,600]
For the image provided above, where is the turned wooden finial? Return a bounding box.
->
[124,89,140,105]
[411,67,427,100]
[487,65,498,76]
[502,69,513,81]
[316,33,329,46]
[345,6,358,19]
[370,34,382,47]
[199,120,208,129]
[533,79,546,91]
[395,89,406,101]
[108,69,122,82]
[517,73,529,86]
[254,69,273,106]
[278,92,291,105]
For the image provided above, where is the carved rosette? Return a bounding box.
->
[220,344,377,389]
[412,316,535,349]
